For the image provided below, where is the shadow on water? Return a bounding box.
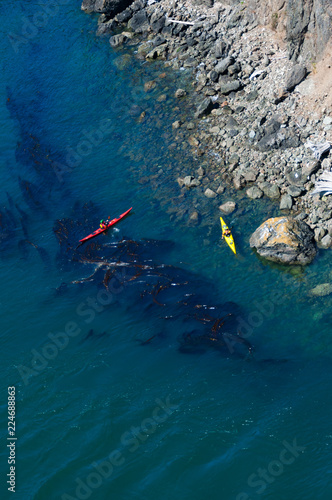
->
[50,206,298,366]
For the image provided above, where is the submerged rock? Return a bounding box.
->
[219,201,236,214]
[204,188,217,198]
[250,217,317,265]
[175,88,186,98]
[309,283,332,297]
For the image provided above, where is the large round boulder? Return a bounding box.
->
[249,217,317,265]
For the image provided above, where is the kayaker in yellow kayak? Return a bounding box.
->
[222,228,231,239]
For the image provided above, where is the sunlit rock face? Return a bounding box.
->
[250,217,317,265]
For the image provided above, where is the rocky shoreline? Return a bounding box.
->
[81,0,332,262]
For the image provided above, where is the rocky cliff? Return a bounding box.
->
[243,0,332,64]
[82,0,331,65]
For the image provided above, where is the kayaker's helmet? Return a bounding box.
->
[100,219,105,224]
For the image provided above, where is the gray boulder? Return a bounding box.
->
[285,64,307,91]
[128,10,149,33]
[204,188,218,198]
[250,217,317,265]
[150,12,165,33]
[110,33,128,47]
[215,56,234,75]
[194,97,214,118]
[261,183,280,199]
[246,186,263,199]
[219,80,241,95]
[280,194,293,210]
[320,234,332,248]
[214,39,228,58]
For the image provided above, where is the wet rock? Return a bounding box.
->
[204,188,217,198]
[116,8,132,23]
[110,33,128,47]
[97,18,118,35]
[197,166,205,177]
[320,234,332,248]
[314,227,326,242]
[285,64,307,91]
[216,185,225,194]
[128,10,149,33]
[219,201,236,214]
[152,34,166,47]
[184,176,194,187]
[250,217,317,265]
[172,120,181,129]
[146,44,167,59]
[309,283,332,297]
[150,12,165,33]
[175,89,186,98]
[184,176,200,188]
[280,194,293,210]
[246,186,263,199]
[233,175,245,190]
[194,97,214,118]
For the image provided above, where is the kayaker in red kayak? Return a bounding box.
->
[77,208,132,247]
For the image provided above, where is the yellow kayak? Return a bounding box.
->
[220,216,236,254]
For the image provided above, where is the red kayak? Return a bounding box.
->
[78,208,132,245]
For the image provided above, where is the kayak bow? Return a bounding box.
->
[220,216,236,254]
[78,207,132,245]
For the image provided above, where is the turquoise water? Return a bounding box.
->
[1,3,332,499]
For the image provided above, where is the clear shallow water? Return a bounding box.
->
[0,3,332,500]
